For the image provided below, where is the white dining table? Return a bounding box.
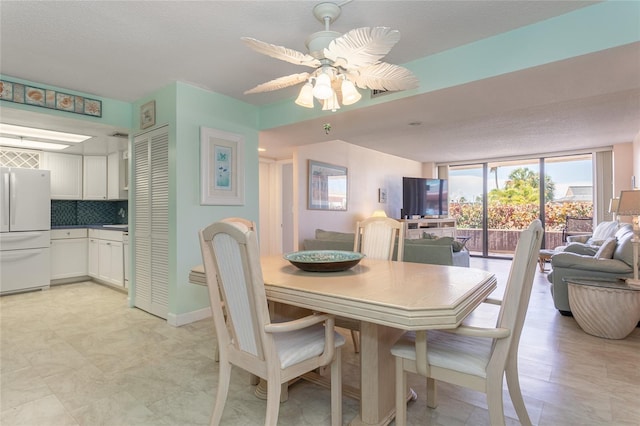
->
[189,255,496,426]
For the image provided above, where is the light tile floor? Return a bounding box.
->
[1,258,639,425]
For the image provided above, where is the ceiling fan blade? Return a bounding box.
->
[244,72,311,94]
[347,63,419,91]
[241,37,321,68]
[324,27,401,70]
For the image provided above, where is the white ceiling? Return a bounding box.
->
[1,1,638,162]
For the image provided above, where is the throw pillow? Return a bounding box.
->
[594,237,617,259]
[422,232,437,239]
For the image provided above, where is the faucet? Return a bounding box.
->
[118,208,126,219]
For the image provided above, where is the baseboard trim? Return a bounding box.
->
[167,307,212,327]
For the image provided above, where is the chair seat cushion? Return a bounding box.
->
[391,330,493,378]
[274,324,345,369]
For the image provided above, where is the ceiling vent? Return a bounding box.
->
[370,89,391,98]
[111,132,129,138]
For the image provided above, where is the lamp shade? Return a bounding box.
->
[295,83,314,108]
[341,79,362,105]
[617,190,640,215]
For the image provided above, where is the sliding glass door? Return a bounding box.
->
[449,153,593,258]
[449,164,485,256]
[543,154,593,249]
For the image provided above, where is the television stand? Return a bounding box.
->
[400,218,457,239]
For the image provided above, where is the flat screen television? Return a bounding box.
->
[402,177,449,218]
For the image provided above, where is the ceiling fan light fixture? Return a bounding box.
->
[340,78,361,105]
[295,82,315,108]
[312,72,333,100]
[242,2,417,112]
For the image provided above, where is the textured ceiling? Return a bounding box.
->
[1,1,638,162]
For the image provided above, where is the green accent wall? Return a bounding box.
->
[130,82,260,317]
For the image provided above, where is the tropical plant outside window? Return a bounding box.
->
[449,154,593,257]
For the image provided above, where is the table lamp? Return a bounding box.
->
[617,190,640,287]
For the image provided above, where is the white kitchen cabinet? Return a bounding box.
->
[108,151,128,200]
[88,229,124,288]
[41,152,83,199]
[88,237,99,277]
[83,156,107,200]
[50,228,88,280]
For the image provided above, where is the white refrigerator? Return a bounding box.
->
[0,167,51,294]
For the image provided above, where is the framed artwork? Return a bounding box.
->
[0,79,101,117]
[25,86,46,106]
[200,127,245,205]
[140,100,156,129]
[308,160,348,210]
[55,92,75,111]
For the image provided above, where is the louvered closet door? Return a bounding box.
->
[133,126,169,319]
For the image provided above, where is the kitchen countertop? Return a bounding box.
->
[52,225,128,232]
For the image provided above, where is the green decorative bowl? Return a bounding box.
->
[283,250,365,272]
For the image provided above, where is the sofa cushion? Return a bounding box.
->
[594,237,617,259]
[315,229,355,242]
[613,229,634,266]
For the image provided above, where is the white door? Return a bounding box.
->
[133,127,169,319]
[8,168,51,231]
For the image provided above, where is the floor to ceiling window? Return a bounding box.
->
[449,153,593,258]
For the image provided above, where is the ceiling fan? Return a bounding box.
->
[242,2,419,111]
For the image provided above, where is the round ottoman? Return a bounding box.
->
[567,278,640,339]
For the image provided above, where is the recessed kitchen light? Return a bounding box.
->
[0,123,91,143]
[408,121,423,126]
[0,136,69,150]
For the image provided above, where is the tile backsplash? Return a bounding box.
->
[51,200,128,226]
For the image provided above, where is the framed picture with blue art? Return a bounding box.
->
[200,127,245,205]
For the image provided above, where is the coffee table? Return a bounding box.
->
[565,277,640,339]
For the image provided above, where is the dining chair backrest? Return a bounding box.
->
[492,219,544,369]
[354,216,405,261]
[200,221,270,361]
[221,216,257,232]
